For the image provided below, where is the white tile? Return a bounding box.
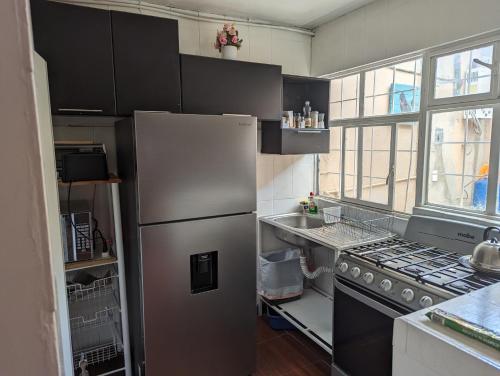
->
[273,155,295,199]
[292,162,314,198]
[294,154,315,166]
[270,34,294,74]
[273,198,300,215]
[257,153,274,202]
[257,200,273,217]
[234,24,250,62]
[178,18,200,55]
[248,26,272,64]
[198,21,220,58]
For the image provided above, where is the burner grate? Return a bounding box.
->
[346,238,500,295]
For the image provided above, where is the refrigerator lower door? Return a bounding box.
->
[140,213,256,376]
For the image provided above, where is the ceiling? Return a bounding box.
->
[146,0,375,29]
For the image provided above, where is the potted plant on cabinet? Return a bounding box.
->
[215,23,243,60]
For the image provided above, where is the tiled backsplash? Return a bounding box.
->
[257,130,315,216]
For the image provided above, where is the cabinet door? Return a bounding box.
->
[112,11,181,115]
[181,55,282,121]
[30,0,116,115]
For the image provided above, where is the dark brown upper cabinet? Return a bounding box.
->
[30,0,116,115]
[111,11,181,115]
[180,55,282,121]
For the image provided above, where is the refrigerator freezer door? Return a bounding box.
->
[134,112,257,224]
[140,213,256,376]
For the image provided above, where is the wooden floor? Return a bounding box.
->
[256,316,331,376]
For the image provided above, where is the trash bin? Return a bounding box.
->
[258,248,303,301]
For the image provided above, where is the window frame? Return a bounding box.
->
[417,35,500,219]
[321,56,422,213]
[341,122,397,211]
[319,30,500,220]
[427,41,500,108]
[423,103,499,214]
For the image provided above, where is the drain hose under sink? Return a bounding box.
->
[299,256,334,279]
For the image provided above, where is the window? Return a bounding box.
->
[425,40,500,217]
[427,108,493,211]
[364,59,422,116]
[320,36,500,219]
[330,74,360,120]
[394,122,419,213]
[318,127,342,198]
[433,45,494,100]
[320,58,421,213]
[343,127,358,198]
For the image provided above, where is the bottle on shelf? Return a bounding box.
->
[303,101,312,128]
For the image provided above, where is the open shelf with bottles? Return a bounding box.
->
[261,75,331,154]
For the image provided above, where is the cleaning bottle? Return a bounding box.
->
[308,192,318,214]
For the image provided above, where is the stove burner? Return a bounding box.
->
[346,238,500,296]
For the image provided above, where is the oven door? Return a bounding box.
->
[332,277,411,376]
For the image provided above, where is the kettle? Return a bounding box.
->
[469,226,500,274]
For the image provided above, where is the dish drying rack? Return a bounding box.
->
[67,274,119,303]
[308,206,396,250]
[67,270,124,372]
[70,306,121,332]
[73,338,122,369]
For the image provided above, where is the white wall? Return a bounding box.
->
[0,0,61,374]
[312,0,500,75]
[58,0,312,76]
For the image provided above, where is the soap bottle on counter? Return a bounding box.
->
[308,192,318,214]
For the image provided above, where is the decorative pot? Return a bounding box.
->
[222,45,237,60]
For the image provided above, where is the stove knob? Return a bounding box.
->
[350,267,361,279]
[401,288,415,303]
[419,296,434,308]
[338,262,349,273]
[380,279,393,292]
[362,272,374,284]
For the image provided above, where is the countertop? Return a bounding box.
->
[393,283,500,376]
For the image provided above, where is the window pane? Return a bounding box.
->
[344,128,358,198]
[434,45,494,99]
[342,75,359,100]
[498,166,500,214]
[342,99,358,119]
[331,79,342,100]
[364,59,422,117]
[361,126,392,205]
[427,108,492,211]
[344,175,357,198]
[319,127,342,199]
[330,74,360,120]
[395,122,419,214]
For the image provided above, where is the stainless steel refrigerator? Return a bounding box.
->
[116,112,257,376]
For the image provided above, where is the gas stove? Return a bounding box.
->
[335,215,500,311]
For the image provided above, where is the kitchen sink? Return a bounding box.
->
[272,213,324,229]
[271,213,324,248]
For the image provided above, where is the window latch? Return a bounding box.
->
[386,165,395,185]
[473,58,494,70]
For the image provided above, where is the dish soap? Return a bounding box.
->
[308,192,318,214]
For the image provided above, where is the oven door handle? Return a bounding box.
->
[335,279,402,319]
